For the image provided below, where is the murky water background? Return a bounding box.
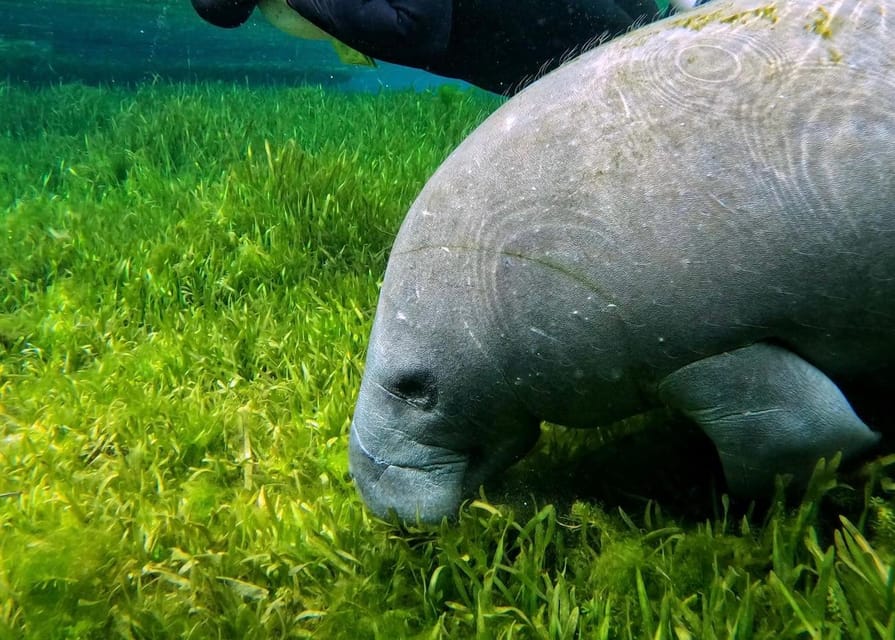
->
[0,0,459,90]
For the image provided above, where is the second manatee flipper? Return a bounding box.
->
[657,342,881,494]
[257,0,376,67]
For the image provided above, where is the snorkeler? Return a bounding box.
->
[190,0,675,95]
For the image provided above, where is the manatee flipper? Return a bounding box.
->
[257,0,376,67]
[657,342,881,494]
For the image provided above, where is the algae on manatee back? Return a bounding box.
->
[673,3,780,30]
[806,6,836,38]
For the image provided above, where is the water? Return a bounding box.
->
[0,0,462,90]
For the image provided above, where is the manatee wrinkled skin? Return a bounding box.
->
[350,0,895,523]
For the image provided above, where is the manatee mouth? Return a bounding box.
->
[348,425,470,523]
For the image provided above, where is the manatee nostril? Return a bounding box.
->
[386,369,438,411]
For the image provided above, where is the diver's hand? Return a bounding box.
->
[192,0,260,28]
[286,0,451,65]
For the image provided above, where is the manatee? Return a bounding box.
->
[349,0,894,523]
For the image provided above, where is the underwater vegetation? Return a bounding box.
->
[0,81,894,638]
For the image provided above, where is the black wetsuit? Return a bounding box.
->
[191,0,664,94]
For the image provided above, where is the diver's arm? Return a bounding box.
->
[286,0,452,65]
[191,0,259,28]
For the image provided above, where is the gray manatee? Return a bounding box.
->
[349,0,894,523]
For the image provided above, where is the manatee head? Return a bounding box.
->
[349,247,542,523]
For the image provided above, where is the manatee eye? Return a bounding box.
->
[387,370,438,411]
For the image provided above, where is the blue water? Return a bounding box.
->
[0,0,462,91]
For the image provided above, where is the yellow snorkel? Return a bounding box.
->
[256,0,376,67]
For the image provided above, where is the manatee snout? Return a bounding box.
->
[348,365,467,523]
[348,428,468,523]
[349,361,541,523]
